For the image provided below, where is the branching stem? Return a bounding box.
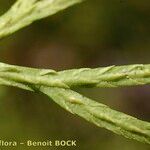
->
[0,62,150,144]
[0,0,149,145]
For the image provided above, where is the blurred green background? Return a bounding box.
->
[0,0,150,149]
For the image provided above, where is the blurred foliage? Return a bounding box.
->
[0,0,150,149]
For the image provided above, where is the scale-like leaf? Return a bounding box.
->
[0,0,82,38]
[0,62,150,144]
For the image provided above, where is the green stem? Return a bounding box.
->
[41,87,150,144]
[0,62,150,88]
[0,62,150,144]
[0,0,82,39]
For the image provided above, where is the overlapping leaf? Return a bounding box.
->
[0,0,82,38]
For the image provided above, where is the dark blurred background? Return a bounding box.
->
[0,0,150,149]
